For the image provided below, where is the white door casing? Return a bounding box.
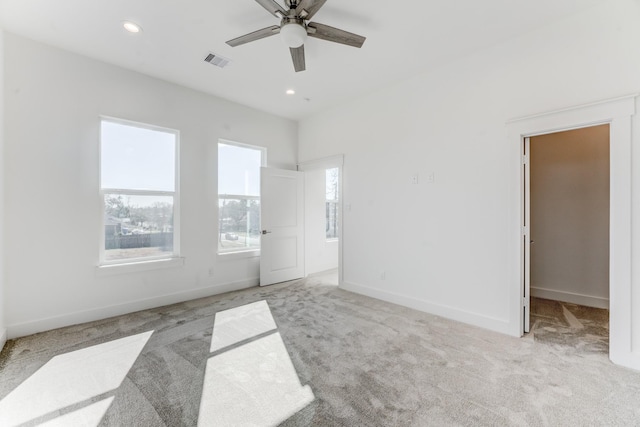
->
[523,137,531,334]
[260,167,305,286]
[507,94,637,370]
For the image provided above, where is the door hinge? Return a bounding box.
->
[523,297,529,308]
[522,154,528,165]
[522,225,529,236]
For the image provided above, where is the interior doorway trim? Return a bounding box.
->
[507,94,638,370]
[297,154,344,285]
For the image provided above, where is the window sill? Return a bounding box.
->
[217,249,260,260]
[96,257,185,276]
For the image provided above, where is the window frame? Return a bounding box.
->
[217,139,266,256]
[98,116,181,266]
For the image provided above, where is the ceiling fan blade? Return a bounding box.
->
[295,0,327,20]
[226,26,281,47]
[255,0,287,17]
[290,45,306,72]
[307,22,366,48]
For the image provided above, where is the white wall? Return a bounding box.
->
[299,0,640,361]
[0,29,6,351]
[303,168,339,275]
[530,125,610,308]
[4,33,298,337]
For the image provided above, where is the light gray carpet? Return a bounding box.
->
[1,272,639,426]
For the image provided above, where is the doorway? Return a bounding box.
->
[297,155,344,282]
[508,94,637,369]
[525,125,610,351]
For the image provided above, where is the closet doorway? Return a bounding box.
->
[525,125,610,351]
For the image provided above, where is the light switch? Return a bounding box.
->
[427,172,435,183]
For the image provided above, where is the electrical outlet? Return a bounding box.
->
[208,268,214,276]
[380,271,386,280]
[411,174,419,185]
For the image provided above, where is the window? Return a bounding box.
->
[326,167,339,239]
[218,141,265,253]
[100,118,179,264]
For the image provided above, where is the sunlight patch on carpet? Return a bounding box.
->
[38,397,115,427]
[209,300,278,353]
[0,331,152,426]
[199,301,314,426]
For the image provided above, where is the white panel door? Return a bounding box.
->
[260,167,304,286]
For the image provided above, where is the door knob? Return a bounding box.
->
[261,230,272,235]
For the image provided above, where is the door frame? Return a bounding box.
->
[523,125,611,334]
[523,136,531,334]
[507,94,637,369]
[297,155,344,284]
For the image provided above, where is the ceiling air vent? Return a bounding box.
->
[204,53,231,69]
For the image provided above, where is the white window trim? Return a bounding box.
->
[219,194,260,200]
[217,139,266,257]
[98,116,181,268]
[217,249,261,260]
[96,256,185,276]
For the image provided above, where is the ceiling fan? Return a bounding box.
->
[226,0,366,72]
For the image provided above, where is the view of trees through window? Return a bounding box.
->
[218,197,261,251]
[103,194,174,260]
[326,168,339,239]
[101,119,177,262]
[218,141,264,253]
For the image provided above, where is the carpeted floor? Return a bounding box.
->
[529,297,609,353]
[0,272,639,426]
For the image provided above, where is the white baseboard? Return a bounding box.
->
[611,349,640,372]
[7,278,259,339]
[307,268,338,278]
[0,328,6,353]
[531,286,609,309]
[340,281,514,336]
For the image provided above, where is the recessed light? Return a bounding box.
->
[123,21,142,33]
[286,89,296,95]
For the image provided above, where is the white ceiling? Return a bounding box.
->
[0,0,602,120]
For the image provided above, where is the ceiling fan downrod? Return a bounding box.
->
[284,0,301,9]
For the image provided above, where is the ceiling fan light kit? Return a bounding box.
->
[226,0,366,72]
[280,20,307,48]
